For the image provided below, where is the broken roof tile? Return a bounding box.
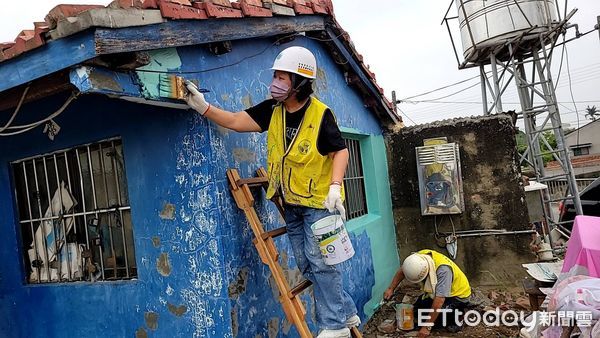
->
[0,0,398,123]
[235,0,272,17]
[44,4,105,29]
[158,0,209,19]
[108,0,159,9]
[200,0,234,7]
[194,2,243,18]
[293,2,313,15]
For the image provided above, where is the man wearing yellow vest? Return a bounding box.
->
[383,250,472,337]
[185,46,358,338]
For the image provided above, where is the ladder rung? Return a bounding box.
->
[236,177,269,187]
[261,226,287,240]
[289,279,312,298]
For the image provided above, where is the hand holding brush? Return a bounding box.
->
[184,80,211,115]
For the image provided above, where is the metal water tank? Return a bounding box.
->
[456,0,558,62]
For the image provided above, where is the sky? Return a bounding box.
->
[1,0,599,128]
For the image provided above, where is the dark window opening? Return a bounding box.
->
[11,138,137,284]
[343,138,368,220]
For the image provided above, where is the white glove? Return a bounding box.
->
[185,81,210,115]
[323,184,346,221]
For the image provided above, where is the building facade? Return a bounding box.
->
[0,2,400,337]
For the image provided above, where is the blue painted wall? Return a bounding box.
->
[0,36,397,337]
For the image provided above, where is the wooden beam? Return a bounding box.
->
[0,31,96,93]
[94,15,326,54]
[0,71,73,112]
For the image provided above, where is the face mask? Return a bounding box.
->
[270,78,291,102]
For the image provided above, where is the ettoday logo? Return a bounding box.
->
[416,308,593,329]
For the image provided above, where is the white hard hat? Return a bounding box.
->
[272,46,317,79]
[402,253,430,283]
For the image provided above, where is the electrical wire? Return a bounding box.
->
[563,44,580,145]
[553,34,566,90]
[396,106,417,125]
[0,92,79,136]
[399,74,483,101]
[0,85,30,133]
[134,31,349,75]
[134,34,298,75]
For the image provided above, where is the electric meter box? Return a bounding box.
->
[415,140,464,215]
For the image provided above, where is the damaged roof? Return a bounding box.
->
[0,0,401,126]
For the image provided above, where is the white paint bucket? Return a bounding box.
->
[311,215,354,265]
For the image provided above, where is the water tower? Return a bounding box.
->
[443,0,583,245]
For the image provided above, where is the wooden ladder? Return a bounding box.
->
[227,168,362,338]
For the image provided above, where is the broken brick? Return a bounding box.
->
[44,4,105,28]
[169,0,193,5]
[18,29,45,52]
[0,43,15,50]
[33,22,50,35]
[267,0,290,6]
[194,2,243,18]
[237,0,272,17]
[243,0,263,7]
[293,3,313,15]
[312,0,332,14]
[158,0,209,19]
[308,1,327,14]
[199,0,233,7]
[108,0,159,9]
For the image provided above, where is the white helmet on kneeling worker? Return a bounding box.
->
[402,252,433,283]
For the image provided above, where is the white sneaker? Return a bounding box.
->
[345,314,361,327]
[316,327,351,338]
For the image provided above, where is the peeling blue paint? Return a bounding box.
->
[0,36,397,337]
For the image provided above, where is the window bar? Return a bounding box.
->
[356,145,365,217]
[22,162,41,283]
[87,146,105,280]
[31,159,51,281]
[53,154,72,281]
[344,140,352,219]
[63,151,83,281]
[98,143,118,278]
[349,141,358,219]
[111,141,130,278]
[75,149,92,256]
[42,157,63,281]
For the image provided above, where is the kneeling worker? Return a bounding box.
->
[383,249,472,337]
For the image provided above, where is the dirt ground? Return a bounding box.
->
[363,281,530,338]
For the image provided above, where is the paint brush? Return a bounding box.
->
[158,74,209,100]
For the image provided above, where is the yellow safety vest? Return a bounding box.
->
[266,97,344,208]
[418,249,471,299]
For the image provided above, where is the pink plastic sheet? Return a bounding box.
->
[561,216,600,278]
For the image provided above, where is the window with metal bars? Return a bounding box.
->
[11,138,137,284]
[343,138,368,220]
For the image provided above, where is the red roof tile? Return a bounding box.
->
[0,0,399,122]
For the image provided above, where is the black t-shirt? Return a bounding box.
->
[245,98,347,156]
